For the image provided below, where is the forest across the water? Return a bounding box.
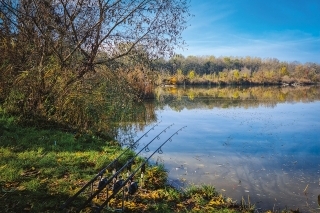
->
[151,55,320,86]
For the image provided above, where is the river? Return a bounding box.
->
[119,85,320,212]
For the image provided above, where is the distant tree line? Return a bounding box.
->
[152,55,320,85]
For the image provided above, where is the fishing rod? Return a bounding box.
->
[96,126,187,212]
[76,123,175,212]
[60,121,161,210]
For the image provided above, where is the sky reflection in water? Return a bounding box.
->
[135,99,320,212]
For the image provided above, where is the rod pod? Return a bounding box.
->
[76,124,175,212]
[60,121,161,210]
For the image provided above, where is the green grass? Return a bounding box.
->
[0,112,128,212]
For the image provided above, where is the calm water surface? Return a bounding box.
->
[130,86,320,212]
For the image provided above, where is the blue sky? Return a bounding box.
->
[176,0,320,63]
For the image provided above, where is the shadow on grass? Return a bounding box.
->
[0,183,91,213]
[0,116,120,153]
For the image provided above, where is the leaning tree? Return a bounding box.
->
[0,0,190,133]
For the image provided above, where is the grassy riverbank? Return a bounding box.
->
[0,112,298,213]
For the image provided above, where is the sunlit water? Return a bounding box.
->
[131,89,320,212]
